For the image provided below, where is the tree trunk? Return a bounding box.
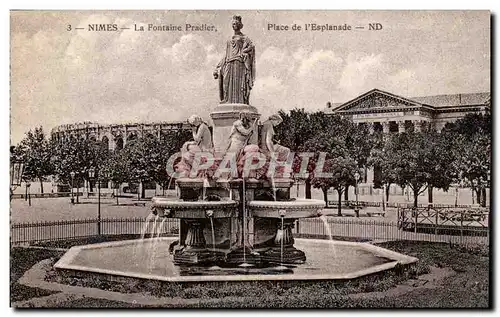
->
[322,187,328,206]
[337,189,342,216]
[385,184,390,202]
[116,185,120,205]
[141,181,146,199]
[39,178,44,194]
[428,186,433,204]
[475,188,481,205]
[344,185,349,201]
[481,187,487,207]
[305,178,312,199]
[413,188,419,208]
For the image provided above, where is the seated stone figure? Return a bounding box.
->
[176,115,213,178]
[226,112,255,155]
[236,144,268,179]
[175,142,202,178]
[187,114,213,152]
[220,112,258,179]
[259,114,291,178]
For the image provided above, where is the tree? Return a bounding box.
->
[443,112,491,139]
[275,109,317,198]
[384,130,456,207]
[311,156,358,216]
[51,134,108,198]
[342,119,372,201]
[153,129,191,194]
[446,133,490,206]
[442,113,491,206]
[121,136,151,199]
[51,135,79,187]
[275,110,363,200]
[302,114,370,215]
[101,150,129,205]
[368,134,397,203]
[17,127,53,193]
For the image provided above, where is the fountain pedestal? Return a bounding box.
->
[225,179,261,265]
[260,218,306,264]
[151,198,238,265]
[174,220,217,264]
[249,198,326,265]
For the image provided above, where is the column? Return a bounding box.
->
[397,120,406,133]
[368,122,375,135]
[123,127,127,146]
[382,121,390,134]
[414,120,422,132]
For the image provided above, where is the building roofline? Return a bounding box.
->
[328,89,490,113]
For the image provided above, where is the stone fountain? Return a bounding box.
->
[146,15,329,267]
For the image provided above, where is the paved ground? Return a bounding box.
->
[10,197,152,224]
[10,195,403,223]
[10,187,479,225]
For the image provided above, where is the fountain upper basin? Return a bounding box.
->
[248,199,326,218]
[151,197,238,219]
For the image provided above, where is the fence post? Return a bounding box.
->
[397,207,400,229]
[414,209,418,233]
[460,211,464,242]
[435,209,438,235]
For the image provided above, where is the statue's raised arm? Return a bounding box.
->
[213,16,256,105]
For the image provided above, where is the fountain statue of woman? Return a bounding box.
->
[175,115,213,178]
[260,114,291,178]
[213,15,256,105]
[260,114,290,158]
[226,112,256,155]
[187,114,213,152]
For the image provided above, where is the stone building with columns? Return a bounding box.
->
[325,88,490,185]
[326,88,490,134]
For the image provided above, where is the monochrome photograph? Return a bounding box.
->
[9,10,491,308]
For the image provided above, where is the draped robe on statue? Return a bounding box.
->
[215,34,256,105]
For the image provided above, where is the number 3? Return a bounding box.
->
[67,25,72,31]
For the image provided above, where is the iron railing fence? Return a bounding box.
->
[11,214,489,247]
[11,192,85,200]
[327,200,478,209]
[296,217,488,247]
[10,217,179,245]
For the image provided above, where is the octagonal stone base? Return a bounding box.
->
[54,238,418,282]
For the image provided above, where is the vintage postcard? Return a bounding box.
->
[9,10,491,308]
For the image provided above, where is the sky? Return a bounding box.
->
[10,10,490,144]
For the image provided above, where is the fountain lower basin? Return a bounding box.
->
[54,237,418,282]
